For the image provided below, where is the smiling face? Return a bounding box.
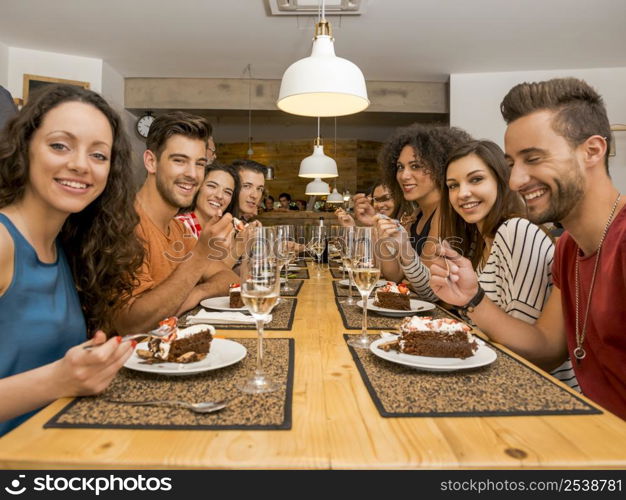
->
[504,110,585,224]
[150,134,207,210]
[395,145,437,202]
[26,101,112,216]
[371,185,396,217]
[195,169,235,220]
[446,154,498,232]
[238,169,265,218]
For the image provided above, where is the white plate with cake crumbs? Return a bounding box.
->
[357,298,436,317]
[201,296,249,312]
[368,337,497,372]
[125,326,247,376]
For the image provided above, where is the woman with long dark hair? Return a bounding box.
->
[354,124,472,285]
[0,85,144,435]
[412,140,577,388]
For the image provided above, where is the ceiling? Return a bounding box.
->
[2,0,626,82]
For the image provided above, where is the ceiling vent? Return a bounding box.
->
[267,0,365,16]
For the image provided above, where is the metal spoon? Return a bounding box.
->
[104,398,227,413]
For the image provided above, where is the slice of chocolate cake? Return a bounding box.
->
[374,282,411,310]
[380,316,477,359]
[229,283,244,308]
[147,328,213,363]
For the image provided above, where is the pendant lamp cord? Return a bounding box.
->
[245,63,252,154]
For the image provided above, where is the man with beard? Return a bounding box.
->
[114,112,238,333]
[430,78,626,419]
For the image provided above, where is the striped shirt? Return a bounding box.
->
[401,217,579,390]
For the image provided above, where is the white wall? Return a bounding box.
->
[0,41,8,88]
[101,61,146,186]
[450,67,626,192]
[7,47,102,99]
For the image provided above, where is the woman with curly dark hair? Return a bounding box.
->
[0,84,144,436]
[353,124,472,288]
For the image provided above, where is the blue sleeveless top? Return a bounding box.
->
[0,214,86,436]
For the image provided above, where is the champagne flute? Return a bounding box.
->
[275,224,295,292]
[340,226,356,305]
[348,227,380,349]
[308,226,326,278]
[328,225,343,275]
[239,227,280,394]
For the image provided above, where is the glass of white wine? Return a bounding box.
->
[239,227,281,394]
[275,224,295,293]
[339,226,357,305]
[308,226,327,278]
[347,227,380,349]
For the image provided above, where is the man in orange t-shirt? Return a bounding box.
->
[113,112,238,333]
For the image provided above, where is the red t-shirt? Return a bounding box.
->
[553,205,626,419]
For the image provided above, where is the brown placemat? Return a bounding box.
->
[45,338,294,430]
[286,267,310,280]
[183,298,297,330]
[330,266,347,279]
[344,335,600,418]
[281,279,304,297]
[335,296,448,330]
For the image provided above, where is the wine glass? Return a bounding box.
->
[275,224,295,293]
[339,226,357,305]
[308,226,327,278]
[347,227,380,349]
[328,225,343,275]
[239,226,280,394]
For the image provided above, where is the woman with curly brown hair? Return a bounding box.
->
[0,84,144,436]
[353,124,472,288]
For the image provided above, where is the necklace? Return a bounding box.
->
[574,193,621,361]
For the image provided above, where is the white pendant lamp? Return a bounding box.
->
[299,118,338,178]
[326,187,344,203]
[305,178,330,196]
[277,1,369,117]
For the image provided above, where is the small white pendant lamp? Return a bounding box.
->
[299,117,338,178]
[277,1,369,117]
[326,187,344,203]
[305,178,330,196]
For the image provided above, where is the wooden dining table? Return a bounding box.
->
[1,262,626,470]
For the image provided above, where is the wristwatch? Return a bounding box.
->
[459,286,486,315]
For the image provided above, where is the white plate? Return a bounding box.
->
[200,296,248,312]
[369,336,497,372]
[124,325,247,376]
[338,279,387,288]
[356,298,436,316]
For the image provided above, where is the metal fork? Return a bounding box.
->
[104,398,227,413]
[83,324,175,350]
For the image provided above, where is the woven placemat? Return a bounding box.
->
[286,267,310,280]
[183,298,297,330]
[330,266,348,279]
[335,296,448,330]
[281,279,304,297]
[344,335,599,418]
[45,338,294,430]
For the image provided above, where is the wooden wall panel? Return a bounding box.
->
[216,139,383,200]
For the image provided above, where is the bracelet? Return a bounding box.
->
[460,286,486,315]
